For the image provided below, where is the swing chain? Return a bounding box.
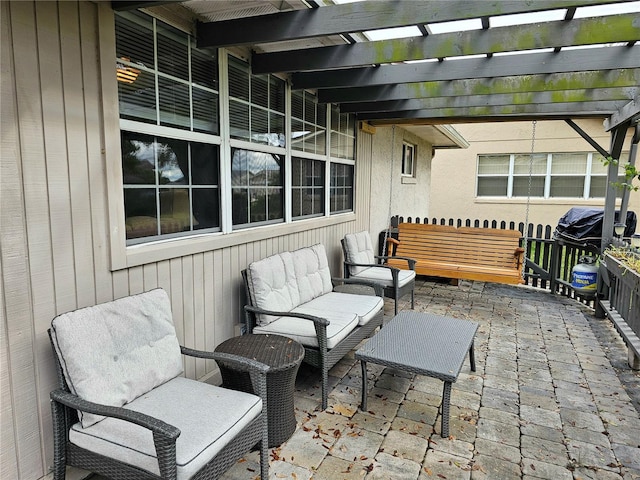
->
[382,125,396,258]
[522,120,537,280]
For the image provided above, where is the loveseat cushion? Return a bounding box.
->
[253,311,358,349]
[294,292,384,326]
[291,244,333,304]
[246,251,299,326]
[352,266,416,289]
[50,288,183,428]
[343,231,377,275]
[68,377,262,480]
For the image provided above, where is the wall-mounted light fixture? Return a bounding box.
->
[614,223,626,238]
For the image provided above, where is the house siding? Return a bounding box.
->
[430,120,640,227]
[0,2,388,478]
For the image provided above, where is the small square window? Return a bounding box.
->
[402,142,416,177]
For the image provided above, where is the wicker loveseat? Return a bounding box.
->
[242,244,384,410]
[48,288,269,480]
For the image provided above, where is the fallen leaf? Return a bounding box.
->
[424,467,433,476]
[437,474,447,479]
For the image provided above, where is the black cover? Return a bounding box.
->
[554,207,637,246]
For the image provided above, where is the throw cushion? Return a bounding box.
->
[343,231,376,275]
[50,288,183,428]
[69,377,262,480]
[292,244,333,304]
[246,251,299,325]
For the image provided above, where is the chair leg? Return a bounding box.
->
[321,365,328,410]
[411,289,415,310]
[50,400,67,480]
[469,341,476,372]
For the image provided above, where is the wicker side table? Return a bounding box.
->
[215,334,305,447]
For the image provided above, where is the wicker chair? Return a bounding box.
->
[48,288,269,480]
[342,231,417,315]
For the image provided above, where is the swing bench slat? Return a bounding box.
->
[387,223,525,285]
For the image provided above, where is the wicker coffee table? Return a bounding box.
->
[355,311,478,437]
[215,334,305,447]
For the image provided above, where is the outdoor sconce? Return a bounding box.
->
[614,223,626,238]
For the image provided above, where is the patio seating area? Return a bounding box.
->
[213,277,640,480]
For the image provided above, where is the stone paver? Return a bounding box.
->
[211,278,640,480]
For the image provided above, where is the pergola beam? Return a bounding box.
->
[605,96,640,131]
[196,0,624,48]
[358,100,628,122]
[292,46,640,89]
[341,87,638,113]
[318,69,640,104]
[253,14,640,74]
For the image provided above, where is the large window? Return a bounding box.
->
[115,12,356,246]
[477,152,625,199]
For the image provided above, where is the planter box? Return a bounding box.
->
[601,253,640,370]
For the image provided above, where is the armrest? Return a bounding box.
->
[181,347,270,375]
[375,255,417,270]
[243,305,329,326]
[387,238,400,246]
[514,247,525,268]
[50,389,180,440]
[331,277,384,297]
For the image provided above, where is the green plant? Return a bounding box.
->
[603,156,639,192]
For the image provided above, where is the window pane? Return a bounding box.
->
[191,142,218,185]
[252,75,269,109]
[157,23,188,81]
[477,177,508,196]
[292,158,325,219]
[158,77,190,129]
[330,163,353,213]
[514,153,547,175]
[550,176,584,197]
[124,188,157,239]
[115,12,154,69]
[229,99,250,141]
[157,139,187,185]
[291,90,303,119]
[591,154,609,174]
[122,131,156,185]
[228,58,249,101]
[512,176,544,197]
[191,47,217,90]
[551,153,587,174]
[118,70,156,123]
[590,176,626,198]
[192,87,218,134]
[478,155,509,175]
[231,148,283,226]
[192,188,219,229]
[270,76,285,114]
[159,188,191,234]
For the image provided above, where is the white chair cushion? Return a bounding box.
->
[50,289,183,428]
[253,311,358,349]
[69,377,262,480]
[352,266,416,289]
[247,251,299,326]
[291,244,334,304]
[296,292,383,326]
[343,231,376,275]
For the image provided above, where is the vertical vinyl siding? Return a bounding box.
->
[3,2,372,478]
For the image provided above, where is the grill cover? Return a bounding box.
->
[554,207,636,246]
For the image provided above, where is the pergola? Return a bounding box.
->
[117,0,640,248]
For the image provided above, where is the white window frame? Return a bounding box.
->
[401,142,416,177]
[476,152,623,200]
